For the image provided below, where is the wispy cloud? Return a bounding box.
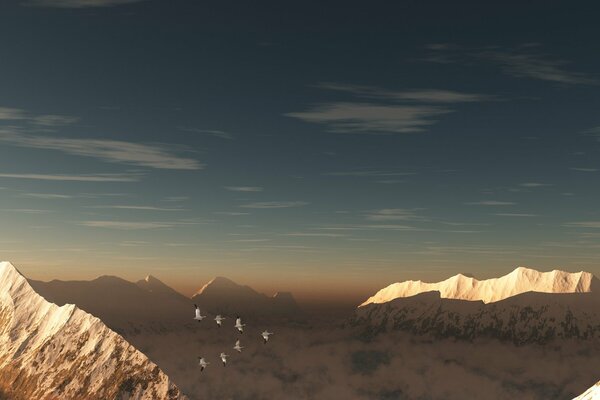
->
[23,0,145,8]
[424,44,597,85]
[465,201,516,206]
[224,186,264,192]
[570,167,597,172]
[0,208,51,214]
[0,106,78,126]
[163,196,189,202]
[86,205,185,211]
[179,127,233,140]
[325,169,415,177]
[240,201,308,209]
[30,114,79,126]
[316,83,493,103]
[287,81,493,134]
[0,128,201,170]
[0,107,27,120]
[494,213,538,217]
[79,220,175,229]
[0,172,140,182]
[519,182,552,188]
[365,208,424,222]
[480,49,597,85]
[22,193,73,199]
[286,102,451,134]
[283,232,347,237]
[564,221,600,229]
[361,224,417,230]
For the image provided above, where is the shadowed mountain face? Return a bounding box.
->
[0,262,186,400]
[29,275,301,334]
[192,277,301,318]
[29,275,192,333]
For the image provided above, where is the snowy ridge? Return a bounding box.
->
[360,267,596,306]
[573,380,600,400]
[0,261,187,400]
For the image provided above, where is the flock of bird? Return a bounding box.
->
[194,304,274,372]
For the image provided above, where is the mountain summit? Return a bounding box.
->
[360,266,598,306]
[0,261,186,399]
[192,277,300,317]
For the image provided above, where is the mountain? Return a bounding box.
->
[0,261,186,400]
[136,275,190,301]
[574,380,600,400]
[192,276,301,318]
[353,280,600,344]
[29,274,191,334]
[361,267,598,306]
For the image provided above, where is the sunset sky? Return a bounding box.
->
[1,1,599,302]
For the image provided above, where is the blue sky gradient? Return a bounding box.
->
[1,0,599,300]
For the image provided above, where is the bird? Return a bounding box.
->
[220,352,228,366]
[198,357,209,372]
[261,330,273,344]
[214,315,226,327]
[234,316,245,334]
[233,340,243,353]
[194,304,206,322]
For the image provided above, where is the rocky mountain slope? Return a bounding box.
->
[0,261,187,400]
[573,380,600,400]
[361,267,598,306]
[353,268,600,344]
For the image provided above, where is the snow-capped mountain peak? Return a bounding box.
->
[0,261,186,399]
[573,380,600,400]
[360,266,597,306]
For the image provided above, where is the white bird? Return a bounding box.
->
[261,330,274,344]
[214,315,226,327]
[193,304,206,321]
[220,352,228,366]
[233,340,243,353]
[198,357,209,372]
[234,316,245,334]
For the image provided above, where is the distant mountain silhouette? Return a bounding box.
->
[192,277,301,318]
[29,274,191,333]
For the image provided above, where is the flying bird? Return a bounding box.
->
[198,357,209,372]
[214,315,226,327]
[220,352,228,366]
[234,316,245,333]
[233,340,243,353]
[194,304,206,321]
[261,330,273,344]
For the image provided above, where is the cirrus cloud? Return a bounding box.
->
[0,128,202,170]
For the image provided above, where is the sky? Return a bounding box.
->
[1,0,599,303]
